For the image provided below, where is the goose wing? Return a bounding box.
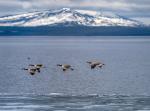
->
[63,68,67,71]
[29,71,35,75]
[64,64,71,68]
[36,64,43,67]
[91,64,97,69]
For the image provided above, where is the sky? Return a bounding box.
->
[0,0,150,24]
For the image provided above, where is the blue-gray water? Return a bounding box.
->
[0,36,150,111]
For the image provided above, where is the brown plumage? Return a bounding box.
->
[57,64,74,71]
[22,68,37,75]
[29,64,45,73]
[87,61,105,69]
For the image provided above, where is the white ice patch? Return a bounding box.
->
[0,8,141,27]
[76,10,99,16]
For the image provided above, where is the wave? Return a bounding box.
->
[0,92,149,98]
[0,93,150,111]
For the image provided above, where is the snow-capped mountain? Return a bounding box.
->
[0,8,142,27]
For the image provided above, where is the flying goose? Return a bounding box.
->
[29,64,45,72]
[57,64,74,71]
[87,61,105,69]
[22,68,37,75]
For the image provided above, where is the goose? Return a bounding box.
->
[57,64,74,71]
[29,64,45,72]
[87,61,105,69]
[22,68,36,75]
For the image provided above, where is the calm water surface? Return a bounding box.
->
[0,36,150,111]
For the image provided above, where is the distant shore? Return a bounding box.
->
[0,26,150,36]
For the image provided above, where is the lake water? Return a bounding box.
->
[0,36,150,111]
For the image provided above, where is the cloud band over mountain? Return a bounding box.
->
[0,0,150,24]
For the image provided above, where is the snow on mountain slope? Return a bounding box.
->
[0,8,142,27]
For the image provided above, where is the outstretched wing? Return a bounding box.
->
[63,68,67,71]
[91,64,96,69]
[29,72,35,75]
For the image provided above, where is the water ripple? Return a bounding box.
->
[0,94,150,111]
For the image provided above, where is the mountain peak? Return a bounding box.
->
[62,8,71,11]
[0,8,143,27]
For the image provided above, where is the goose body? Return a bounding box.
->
[29,64,44,72]
[22,68,36,75]
[87,61,105,69]
[57,64,74,71]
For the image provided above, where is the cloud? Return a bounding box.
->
[132,17,150,25]
[0,0,149,18]
[1,0,150,10]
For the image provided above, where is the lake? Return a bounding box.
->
[0,36,150,111]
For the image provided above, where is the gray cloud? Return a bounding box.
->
[0,0,150,18]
